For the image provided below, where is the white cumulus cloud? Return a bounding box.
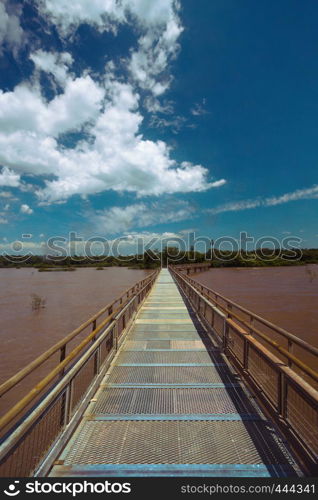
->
[20,204,33,215]
[37,0,179,36]
[37,0,183,97]
[0,71,222,202]
[0,75,104,137]
[0,167,21,187]
[0,1,23,56]
[93,200,196,234]
[30,50,74,86]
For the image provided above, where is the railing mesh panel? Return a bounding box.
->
[228,326,245,366]
[0,391,66,477]
[286,383,318,457]
[248,345,280,408]
[70,356,96,415]
[100,331,114,365]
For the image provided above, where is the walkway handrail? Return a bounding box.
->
[169,266,318,383]
[0,270,158,399]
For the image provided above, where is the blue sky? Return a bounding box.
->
[0,0,317,254]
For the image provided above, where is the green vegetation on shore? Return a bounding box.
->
[38,267,76,272]
[0,248,318,269]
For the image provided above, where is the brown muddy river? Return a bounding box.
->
[193,265,318,348]
[0,267,150,415]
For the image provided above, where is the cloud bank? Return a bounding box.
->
[0,0,225,204]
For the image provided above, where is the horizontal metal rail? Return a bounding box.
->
[169,266,318,472]
[0,270,159,477]
[169,266,318,374]
[0,270,158,399]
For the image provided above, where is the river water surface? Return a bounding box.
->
[193,265,318,348]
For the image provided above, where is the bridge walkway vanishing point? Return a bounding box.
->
[49,269,302,477]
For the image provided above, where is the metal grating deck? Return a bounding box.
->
[107,366,233,385]
[115,351,219,364]
[92,387,261,415]
[50,269,302,477]
[129,331,202,339]
[55,420,295,466]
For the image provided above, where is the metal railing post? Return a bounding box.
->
[94,345,101,375]
[60,384,71,427]
[114,321,119,350]
[243,337,249,371]
[227,303,232,319]
[288,340,293,368]
[59,346,66,378]
[223,318,229,349]
[278,372,288,419]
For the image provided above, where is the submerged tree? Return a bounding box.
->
[31,293,46,311]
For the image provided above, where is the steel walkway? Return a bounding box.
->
[50,269,301,477]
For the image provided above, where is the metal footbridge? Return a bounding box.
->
[0,268,317,477]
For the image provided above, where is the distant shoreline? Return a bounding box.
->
[0,248,317,270]
[0,261,318,271]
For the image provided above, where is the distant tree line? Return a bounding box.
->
[0,247,318,269]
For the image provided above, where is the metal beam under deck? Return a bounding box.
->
[49,269,302,477]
